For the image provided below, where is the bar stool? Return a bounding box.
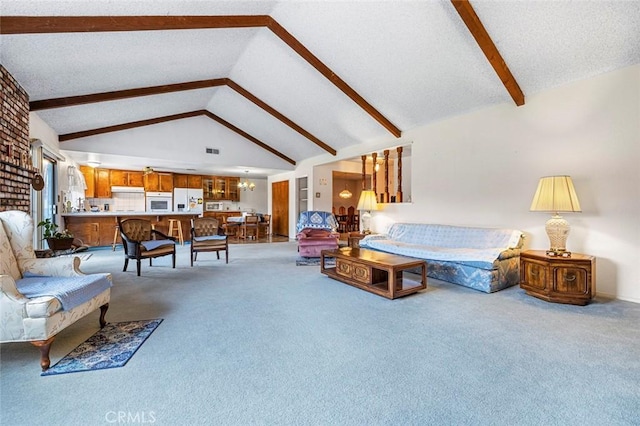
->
[112,217,120,251]
[112,225,119,251]
[167,219,184,245]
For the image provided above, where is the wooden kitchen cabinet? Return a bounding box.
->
[65,220,101,246]
[227,177,240,201]
[95,169,111,198]
[145,172,173,192]
[110,170,144,187]
[520,250,596,305]
[173,174,202,189]
[79,165,96,198]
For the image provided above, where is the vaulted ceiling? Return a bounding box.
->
[2,1,638,178]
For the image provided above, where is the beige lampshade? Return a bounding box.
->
[357,190,379,211]
[530,176,581,213]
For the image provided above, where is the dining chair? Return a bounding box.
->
[118,218,176,276]
[259,214,271,240]
[191,217,228,265]
[241,214,259,240]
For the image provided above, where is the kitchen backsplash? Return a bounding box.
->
[89,193,145,212]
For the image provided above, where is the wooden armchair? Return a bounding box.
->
[191,217,228,266]
[118,218,176,276]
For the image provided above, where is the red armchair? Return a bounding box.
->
[296,211,340,257]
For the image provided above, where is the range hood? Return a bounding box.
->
[111,186,145,193]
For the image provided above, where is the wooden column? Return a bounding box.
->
[372,152,377,197]
[361,155,367,190]
[396,146,403,202]
[383,149,390,203]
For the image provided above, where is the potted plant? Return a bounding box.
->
[37,218,74,251]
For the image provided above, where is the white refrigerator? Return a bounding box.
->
[173,188,204,215]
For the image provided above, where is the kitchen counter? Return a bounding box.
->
[62,211,201,217]
[62,211,202,247]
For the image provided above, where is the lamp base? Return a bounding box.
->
[361,211,372,234]
[545,213,571,254]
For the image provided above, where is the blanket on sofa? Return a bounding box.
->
[361,224,523,269]
[359,223,524,293]
[17,272,112,311]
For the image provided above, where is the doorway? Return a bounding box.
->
[271,180,289,237]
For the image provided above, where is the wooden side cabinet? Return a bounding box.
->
[520,250,596,305]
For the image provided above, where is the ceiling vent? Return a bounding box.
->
[205,147,220,155]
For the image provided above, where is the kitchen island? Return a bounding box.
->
[62,211,202,247]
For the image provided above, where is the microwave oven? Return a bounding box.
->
[146,192,172,212]
[205,201,224,211]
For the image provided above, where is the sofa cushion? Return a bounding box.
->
[0,222,21,281]
[25,296,62,318]
[16,272,112,311]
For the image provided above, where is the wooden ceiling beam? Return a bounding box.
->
[58,110,296,166]
[1,15,401,137]
[201,110,296,165]
[266,17,402,138]
[30,79,227,110]
[450,0,525,106]
[58,111,203,142]
[0,15,270,34]
[31,78,336,155]
[226,80,336,155]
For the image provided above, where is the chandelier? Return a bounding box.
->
[339,184,352,199]
[238,171,256,191]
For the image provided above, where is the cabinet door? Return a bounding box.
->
[159,173,173,192]
[521,259,548,291]
[67,222,100,246]
[553,266,589,295]
[144,172,159,191]
[214,177,226,200]
[173,174,188,188]
[79,166,95,198]
[227,177,239,201]
[203,177,214,199]
[128,171,144,187]
[110,170,127,186]
[188,175,202,189]
[96,169,111,198]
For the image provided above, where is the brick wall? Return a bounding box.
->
[1,64,36,212]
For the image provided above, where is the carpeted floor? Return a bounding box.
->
[2,242,639,425]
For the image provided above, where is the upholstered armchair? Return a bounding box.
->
[190,217,228,266]
[296,211,340,257]
[0,211,111,370]
[118,218,176,276]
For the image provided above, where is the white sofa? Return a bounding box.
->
[359,223,524,293]
[0,211,112,370]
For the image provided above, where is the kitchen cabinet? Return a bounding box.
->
[110,170,144,187]
[65,220,101,247]
[145,172,173,192]
[227,177,240,201]
[95,169,111,198]
[174,174,202,189]
[79,165,96,198]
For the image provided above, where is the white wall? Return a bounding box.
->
[294,65,640,302]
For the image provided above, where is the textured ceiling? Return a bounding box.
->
[1,0,639,178]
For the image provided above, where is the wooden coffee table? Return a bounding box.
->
[321,247,426,299]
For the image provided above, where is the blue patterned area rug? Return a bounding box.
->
[42,319,163,376]
[296,257,335,266]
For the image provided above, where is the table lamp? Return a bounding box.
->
[530,176,581,257]
[357,190,378,234]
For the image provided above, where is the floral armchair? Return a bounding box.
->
[0,211,112,370]
[296,211,340,257]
